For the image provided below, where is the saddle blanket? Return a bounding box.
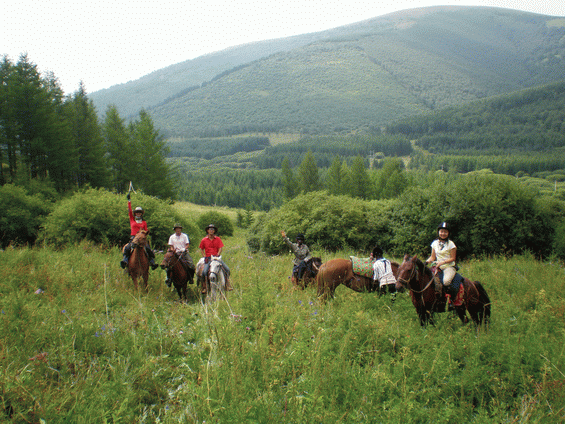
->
[350,256,373,278]
[436,271,465,307]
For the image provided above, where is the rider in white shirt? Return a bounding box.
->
[372,246,396,294]
[165,224,193,287]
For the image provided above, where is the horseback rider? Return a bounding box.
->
[425,221,458,303]
[165,224,195,287]
[120,193,158,270]
[371,246,396,295]
[281,231,312,282]
[198,224,232,293]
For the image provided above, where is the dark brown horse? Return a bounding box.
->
[160,250,195,302]
[292,257,323,289]
[316,258,399,299]
[396,255,491,326]
[127,230,150,292]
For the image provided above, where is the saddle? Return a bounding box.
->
[176,251,195,272]
[434,268,465,307]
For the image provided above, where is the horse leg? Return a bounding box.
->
[455,305,469,324]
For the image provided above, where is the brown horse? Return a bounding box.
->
[292,257,323,289]
[160,250,195,302]
[127,230,150,292]
[316,258,399,299]
[396,255,491,326]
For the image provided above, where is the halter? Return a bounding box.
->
[163,251,181,271]
[397,260,435,294]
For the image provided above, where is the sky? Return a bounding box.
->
[3,1,565,96]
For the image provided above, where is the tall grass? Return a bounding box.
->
[1,234,564,423]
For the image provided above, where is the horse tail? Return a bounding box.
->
[474,281,491,324]
[316,263,328,297]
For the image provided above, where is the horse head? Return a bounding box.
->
[208,256,223,280]
[160,249,176,270]
[395,255,419,292]
[132,229,148,247]
[310,257,323,274]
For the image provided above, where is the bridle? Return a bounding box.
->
[397,260,435,294]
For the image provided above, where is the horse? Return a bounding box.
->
[126,230,150,292]
[196,256,229,301]
[292,257,323,289]
[395,255,491,326]
[160,250,195,302]
[206,256,228,302]
[316,257,399,299]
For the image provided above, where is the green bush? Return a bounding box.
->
[389,171,560,258]
[247,191,392,255]
[0,184,53,248]
[250,174,564,259]
[40,189,198,249]
[195,211,234,237]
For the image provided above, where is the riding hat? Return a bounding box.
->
[437,222,450,234]
[134,206,145,215]
[173,223,183,230]
[205,224,218,233]
[296,233,305,242]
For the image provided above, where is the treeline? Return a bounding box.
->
[409,151,565,176]
[387,81,565,154]
[0,54,173,198]
[175,167,284,211]
[251,134,412,169]
[168,136,270,159]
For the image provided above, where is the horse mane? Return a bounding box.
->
[413,256,433,278]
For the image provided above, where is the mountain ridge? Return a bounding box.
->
[90,6,565,136]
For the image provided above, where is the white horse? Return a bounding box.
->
[196,256,228,302]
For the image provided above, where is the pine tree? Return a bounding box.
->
[103,105,132,193]
[64,82,110,188]
[128,109,174,199]
[350,155,372,199]
[298,151,320,193]
[281,156,296,199]
[326,156,343,195]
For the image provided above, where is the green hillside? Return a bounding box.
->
[90,7,565,137]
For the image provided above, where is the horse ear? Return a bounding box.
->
[403,254,410,261]
[412,255,418,262]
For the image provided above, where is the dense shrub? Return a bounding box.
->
[40,189,198,249]
[195,211,234,237]
[249,173,564,259]
[0,184,53,248]
[246,191,393,255]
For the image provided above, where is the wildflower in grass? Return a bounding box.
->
[298,300,302,305]
[1,310,4,314]
[61,310,66,314]
[35,289,43,294]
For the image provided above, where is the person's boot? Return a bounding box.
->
[165,271,172,288]
[120,255,128,269]
[225,275,233,291]
[149,258,159,270]
[445,284,457,311]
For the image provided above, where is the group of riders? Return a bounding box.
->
[282,221,461,306]
[121,194,459,304]
[120,194,232,294]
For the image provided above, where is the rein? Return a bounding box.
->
[398,261,435,294]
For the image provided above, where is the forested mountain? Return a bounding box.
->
[90,6,565,136]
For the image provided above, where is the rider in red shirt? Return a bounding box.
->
[120,193,157,270]
[198,224,232,292]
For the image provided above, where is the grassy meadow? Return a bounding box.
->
[1,226,565,423]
